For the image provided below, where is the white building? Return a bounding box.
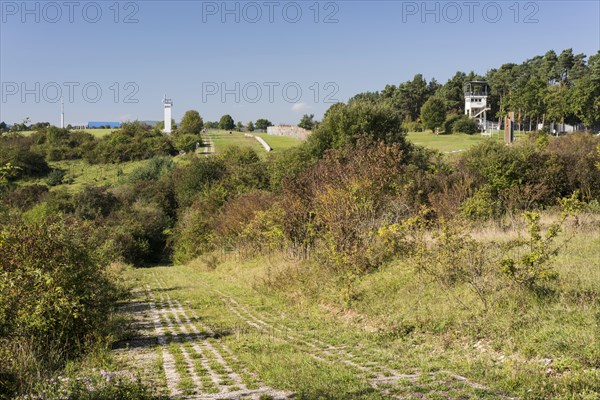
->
[464,81,490,129]
[163,96,173,134]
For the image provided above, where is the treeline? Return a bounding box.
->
[3,104,599,270]
[0,120,206,182]
[352,48,600,131]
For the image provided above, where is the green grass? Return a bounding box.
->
[127,213,600,399]
[19,158,148,192]
[19,154,195,192]
[406,130,531,154]
[79,128,116,137]
[252,133,302,152]
[207,130,302,157]
[207,129,267,156]
[406,132,493,153]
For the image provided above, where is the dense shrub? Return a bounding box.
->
[283,141,410,271]
[171,200,216,263]
[219,147,269,195]
[214,190,277,248]
[42,189,76,215]
[460,184,502,220]
[307,100,408,158]
[46,169,66,186]
[0,217,115,397]
[428,169,476,218]
[0,136,50,179]
[31,128,96,161]
[73,186,118,220]
[266,146,315,191]
[401,118,423,132]
[443,113,463,134]
[87,122,175,163]
[172,156,226,208]
[460,140,522,196]
[546,133,600,201]
[451,115,480,134]
[456,133,600,219]
[171,133,200,153]
[127,157,174,183]
[115,177,176,220]
[4,184,49,211]
[103,201,171,264]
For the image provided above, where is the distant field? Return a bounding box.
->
[253,132,302,152]
[17,128,116,138]
[20,159,148,192]
[22,155,184,192]
[405,131,527,153]
[207,130,269,156]
[405,132,494,153]
[78,128,116,137]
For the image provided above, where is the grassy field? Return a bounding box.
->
[127,264,505,399]
[253,133,303,152]
[19,159,149,192]
[207,129,303,156]
[119,213,600,399]
[207,130,266,155]
[78,128,116,137]
[20,155,192,192]
[405,131,529,153]
[18,128,116,138]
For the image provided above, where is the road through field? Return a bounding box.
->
[119,264,515,400]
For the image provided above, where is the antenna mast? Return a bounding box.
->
[60,98,65,128]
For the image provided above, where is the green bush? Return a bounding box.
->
[4,184,49,211]
[500,194,583,293]
[299,142,408,271]
[307,100,408,158]
[460,185,502,220]
[0,217,116,397]
[172,201,216,264]
[171,133,200,153]
[103,201,171,265]
[401,118,423,133]
[0,136,50,179]
[267,145,315,191]
[87,122,175,163]
[451,115,480,134]
[546,133,600,201]
[457,134,600,218]
[412,218,496,310]
[31,128,96,161]
[73,186,118,220]
[172,156,226,208]
[442,113,462,134]
[219,147,269,195]
[46,169,66,186]
[127,157,174,183]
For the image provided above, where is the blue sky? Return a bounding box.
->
[1,0,599,126]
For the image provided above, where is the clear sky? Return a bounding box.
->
[1,0,599,126]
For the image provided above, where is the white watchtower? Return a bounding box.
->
[464,81,490,130]
[163,95,173,134]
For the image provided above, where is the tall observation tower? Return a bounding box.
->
[464,81,490,130]
[163,95,173,134]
